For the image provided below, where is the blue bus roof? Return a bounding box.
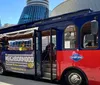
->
[0,9,100,34]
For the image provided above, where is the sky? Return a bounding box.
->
[0,0,64,26]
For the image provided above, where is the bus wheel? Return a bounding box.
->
[0,65,4,75]
[61,70,87,85]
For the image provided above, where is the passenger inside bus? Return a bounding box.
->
[42,43,56,62]
[19,42,27,51]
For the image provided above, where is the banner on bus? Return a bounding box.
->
[4,51,35,75]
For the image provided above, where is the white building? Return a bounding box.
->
[50,0,100,17]
[2,23,15,28]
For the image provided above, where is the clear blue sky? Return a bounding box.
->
[0,0,63,26]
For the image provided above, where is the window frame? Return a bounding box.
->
[63,24,78,50]
[80,21,99,50]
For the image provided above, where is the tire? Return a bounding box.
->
[61,70,88,85]
[0,65,5,75]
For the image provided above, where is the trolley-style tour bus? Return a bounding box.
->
[0,9,100,85]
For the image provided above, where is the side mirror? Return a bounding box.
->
[91,20,98,34]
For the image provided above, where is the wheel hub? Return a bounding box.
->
[68,73,82,85]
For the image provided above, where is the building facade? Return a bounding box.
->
[50,0,100,17]
[3,23,15,28]
[18,0,49,24]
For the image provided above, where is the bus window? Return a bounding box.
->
[81,21,98,49]
[64,25,77,49]
[8,38,33,51]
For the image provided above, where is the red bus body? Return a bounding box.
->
[57,50,100,85]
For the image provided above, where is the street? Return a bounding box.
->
[0,72,58,85]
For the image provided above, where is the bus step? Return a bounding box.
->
[42,77,51,80]
[43,72,56,79]
[43,63,56,68]
[44,68,56,74]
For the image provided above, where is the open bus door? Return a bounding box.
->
[34,29,57,80]
[49,28,57,81]
[34,30,42,77]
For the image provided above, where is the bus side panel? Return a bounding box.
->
[0,52,5,64]
[75,50,100,85]
[3,51,35,75]
[57,50,100,85]
[57,50,74,80]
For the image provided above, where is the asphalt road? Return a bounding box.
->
[0,72,58,85]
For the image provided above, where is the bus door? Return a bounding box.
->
[34,30,42,77]
[41,29,57,80]
[34,29,57,80]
